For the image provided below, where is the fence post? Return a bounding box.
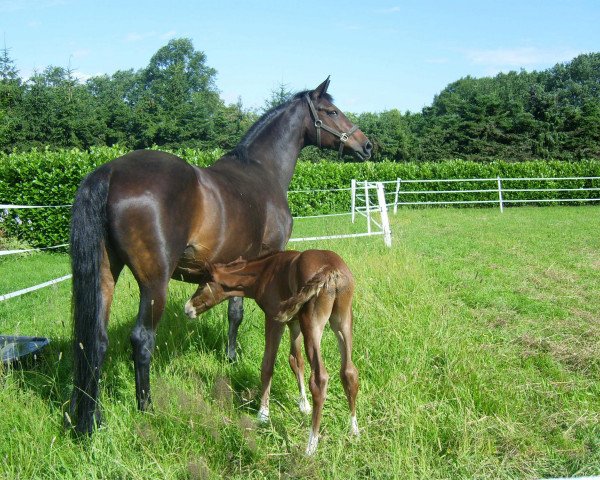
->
[365,181,371,234]
[497,176,504,213]
[351,179,356,223]
[393,177,401,214]
[376,182,392,247]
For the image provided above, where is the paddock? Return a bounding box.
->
[1,204,599,479]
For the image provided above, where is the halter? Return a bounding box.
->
[305,94,359,159]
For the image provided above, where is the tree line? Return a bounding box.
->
[0,38,598,162]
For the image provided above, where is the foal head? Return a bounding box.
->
[184,260,257,318]
[304,77,372,160]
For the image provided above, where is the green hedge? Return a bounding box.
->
[289,159,600,216]
[1,147,600,247]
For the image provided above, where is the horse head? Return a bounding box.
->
[306,77,372,160]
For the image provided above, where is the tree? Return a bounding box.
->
[137,38,222,148]
[0,46,24,150]
[262,82,294,113]
[18,66,102,150]
[354,109,418,161]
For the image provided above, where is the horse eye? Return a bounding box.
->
[327,110,338,117]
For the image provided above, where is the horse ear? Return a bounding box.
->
[312,76,331,99]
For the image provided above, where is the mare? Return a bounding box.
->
[184,250,359,455]
[69,78,372,434]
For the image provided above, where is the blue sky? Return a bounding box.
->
[1,0,598,113]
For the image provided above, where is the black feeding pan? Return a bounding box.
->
[0,336,50,364]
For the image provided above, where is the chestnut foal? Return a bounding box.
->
[184,249,359,455]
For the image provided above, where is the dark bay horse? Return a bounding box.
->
[69,78,372,434]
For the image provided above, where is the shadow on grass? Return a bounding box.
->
[6,290,264,425]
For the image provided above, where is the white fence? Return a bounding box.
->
[1,186,394,303]
[288,181,392,247]
[0,204,72,302]
[373,176,600,213]
[4,175,599,302]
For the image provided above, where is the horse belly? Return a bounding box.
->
[173,211,265,282]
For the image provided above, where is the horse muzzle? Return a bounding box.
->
[355,140,372,160]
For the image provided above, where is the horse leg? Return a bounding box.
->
[95,246,123,420]
[130,280,168,411]
[330,303,359,437]
[288,318,311,415]
[299,299,331,455]
[227,296,244,361]
[257,317,285,423]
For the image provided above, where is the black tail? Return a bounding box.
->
[69,166,111,434]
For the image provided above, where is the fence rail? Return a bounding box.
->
[3,176,599,301]
[381,176,600,212]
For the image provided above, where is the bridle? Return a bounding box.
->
[305,94,359,159]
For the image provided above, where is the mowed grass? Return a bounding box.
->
[1,206,599,479]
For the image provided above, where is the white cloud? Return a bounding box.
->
[125,30,177,43]
[71,48,90,59]
[72,71,95,82]
[159,30,177,40]
[465,46,580,69]
[124,31,156,42]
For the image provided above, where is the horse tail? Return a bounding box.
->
[274,267,342,323]
[69,166,111,434]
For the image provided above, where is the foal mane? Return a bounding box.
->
[229,90,334,164]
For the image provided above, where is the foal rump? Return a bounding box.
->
[274,267,347,323]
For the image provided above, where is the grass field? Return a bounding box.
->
[1,206,599,479]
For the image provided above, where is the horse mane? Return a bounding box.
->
[273,267,340,323]
[229,90,334,164]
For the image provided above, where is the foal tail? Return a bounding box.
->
[274,267,343,323]
[69,166,111,434]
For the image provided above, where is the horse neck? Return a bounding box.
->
[243,100,307,190]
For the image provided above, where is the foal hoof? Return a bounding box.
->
[350,415,360,437]
[257,406,270,423]
[298,396,312,415]
[184,300,197,319]
[305,430,319,456]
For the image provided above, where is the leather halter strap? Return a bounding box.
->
[305,94,359,158]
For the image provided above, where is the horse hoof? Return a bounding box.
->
[184,301,197,319]
[350,415,360,436]
[257,406,270,423]
[226,345,238,363]
[305,430,319,456]
[298,396,312,415]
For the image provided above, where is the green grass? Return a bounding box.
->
[1,206,599,479]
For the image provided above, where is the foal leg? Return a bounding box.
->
[299,299,332,455]
[257,317,285,423]
[288,318,311,414]
[227,297,244,361]
[130,280,168,411]
[330,304,359,437]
